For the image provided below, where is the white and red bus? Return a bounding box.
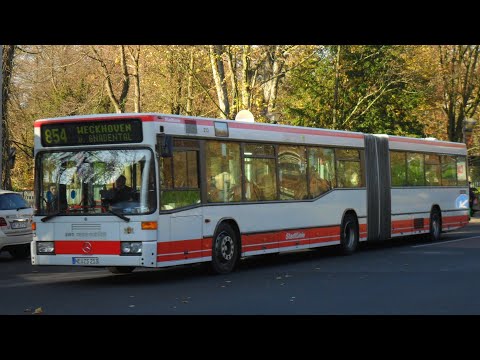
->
[31,113,470,274]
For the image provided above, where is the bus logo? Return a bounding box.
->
[286,232,306,240]
[82,242,93,254]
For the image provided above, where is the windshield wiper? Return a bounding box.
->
[16,206,30,211]
[41,212,63,222]
[108,209,130,222]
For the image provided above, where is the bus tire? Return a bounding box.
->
[429,208,442,242]
[340,213,359,255]
[211,222,239,274]
[107,266,135,274]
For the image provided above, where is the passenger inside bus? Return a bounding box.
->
[208,171,235,202]
[230,180,262,201]
[46,185,58,212]
[309,174,331,197]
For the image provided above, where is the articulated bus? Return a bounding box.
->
[31,113,470,274]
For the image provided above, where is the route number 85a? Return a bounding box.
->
[44,128,67,144]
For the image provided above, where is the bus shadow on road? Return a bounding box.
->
[40,234,451,287]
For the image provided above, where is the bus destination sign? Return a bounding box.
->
[41,119,143,147]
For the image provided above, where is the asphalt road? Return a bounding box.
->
[2,217,480,315]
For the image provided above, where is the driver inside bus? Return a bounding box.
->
[112,175,134,203]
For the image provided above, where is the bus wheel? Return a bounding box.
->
[107,266,135,274]
[429,209,442,242]
[211,223,239,274]
[340,213,359,255]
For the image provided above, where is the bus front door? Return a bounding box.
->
[170,212,204,262]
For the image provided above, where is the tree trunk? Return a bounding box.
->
[1,45,14,189]
[439,45,480,142]
[209,45,229,119]
[241,45,251,110]
[186,47,195,116]
[90,45,130,113]
[332,45,341,129]
[262,46,286,122]
[226,46,239,118]
[118,45,130,112]
[128,46,141,113]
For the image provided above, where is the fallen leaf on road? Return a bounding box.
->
[33,307,43,314]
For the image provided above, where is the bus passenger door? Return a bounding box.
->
[170,212,203,261]
[159,137,204,262]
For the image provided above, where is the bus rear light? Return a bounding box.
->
[32,222,36,231]
[141,221,157,230]
[121,242,142,255]
[37,241,55,254]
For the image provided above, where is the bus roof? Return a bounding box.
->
[34,112,466,152]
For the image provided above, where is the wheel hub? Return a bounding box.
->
[220,235,234,260]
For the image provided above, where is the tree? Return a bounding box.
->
[438,45,480,142]
[127,45,141,113]
[88,45,130,113]
[209,45,229,119]
[280,45,428,136]
[1,45,15,189]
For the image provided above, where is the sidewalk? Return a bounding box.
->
[470,211,480,223]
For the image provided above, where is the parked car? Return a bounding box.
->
[0,190,33,258]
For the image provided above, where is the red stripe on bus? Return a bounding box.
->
[392,219,415,229]
[310,235,340,245]
[280,239,311,247]
[157,238,213,261]
[242,226,341,250]
[157,251,205,262]
[244,245,266,252]
[34,115,156,127]
[201,237,212,257]
[243,232,277,247]
[391,228,428,235]
[389,137,466,149]
[443,215,469,223]
[391,215,469,234]
[55,241,120,255]
[157,238,203,254]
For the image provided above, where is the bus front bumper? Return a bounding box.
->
[31,241,157,267]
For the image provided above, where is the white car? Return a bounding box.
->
[0,190,33,258]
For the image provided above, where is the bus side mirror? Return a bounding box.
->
[157,134,173,157]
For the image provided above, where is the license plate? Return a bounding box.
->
[11,222,27,229]
[72,257,99,265]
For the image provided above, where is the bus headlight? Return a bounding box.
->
[37,241,55,254]
[121,242,142,255]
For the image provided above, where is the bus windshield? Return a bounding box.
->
[36,148,156,216]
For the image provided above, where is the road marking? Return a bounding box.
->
[412,235,480,248]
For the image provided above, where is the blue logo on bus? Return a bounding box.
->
[455,194,469,209]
